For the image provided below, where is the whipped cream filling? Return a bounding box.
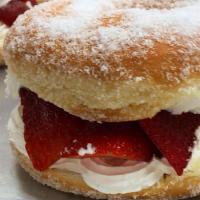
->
[5,70,21,98]
[167,86,200,114]
[81,158,173,194]
[0,23,8,62]
[8,106,175,194]
[186,126,200,173]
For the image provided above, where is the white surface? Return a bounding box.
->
[0,69,89,200]
[0,68,200,199]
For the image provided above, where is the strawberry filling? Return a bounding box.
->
[20,88,157,171]
[19,88,199,175]
[0,0,37,27]
[140,111,200,175]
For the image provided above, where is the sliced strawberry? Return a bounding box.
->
[0,0,37,27]
[20,88,157,171]
[140,111,199,175]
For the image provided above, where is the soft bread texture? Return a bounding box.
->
[11,142,200,200]
[4,0,200,122]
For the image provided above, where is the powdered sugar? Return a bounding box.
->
[4,0,200,81]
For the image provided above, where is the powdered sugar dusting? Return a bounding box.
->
[4,0,200,82]
[78,143,96,156]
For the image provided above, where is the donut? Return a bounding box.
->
[4,0,200,199]
[4,0,200,122]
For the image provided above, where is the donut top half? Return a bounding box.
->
[4,0,200,122]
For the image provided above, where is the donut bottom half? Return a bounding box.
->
[11,142,200,200]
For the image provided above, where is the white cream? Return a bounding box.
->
[8,106,175,194]
[167,86,200,114]
[51,158,83,173]
[51,157,174,194]
[186,126,200,173]
[0,23,8,63]
[81,158,173,194]
[5,70,21,98]
[8,106,28,156]
[0,0,11,7]
[78,143,96,156]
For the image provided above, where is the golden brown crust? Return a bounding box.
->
[11,142,200,200]
[4,0,200,83]
[4,0,200,121]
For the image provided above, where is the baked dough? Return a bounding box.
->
[11,142,200,200]
[4,0,200,121]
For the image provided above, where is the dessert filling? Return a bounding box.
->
[0,23,8,58]
[8,105,174,194]
[19,88,158,171]
[8,87,200,194]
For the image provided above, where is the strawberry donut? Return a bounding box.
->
[4,0,200,199]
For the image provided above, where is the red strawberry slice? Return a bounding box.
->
[19,88,157,171]
[140,111,199,175]
[0,0,37,27]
